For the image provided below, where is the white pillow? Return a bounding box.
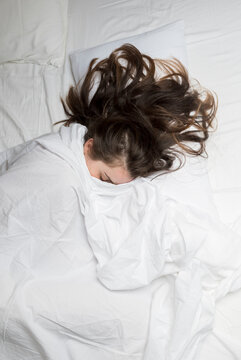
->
[70,20,188,86]
[0,0,68,67]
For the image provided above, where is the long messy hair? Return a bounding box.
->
[54,43,217,180]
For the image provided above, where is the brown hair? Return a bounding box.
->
[54,43,217,180]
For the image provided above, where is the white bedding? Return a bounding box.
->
[1,0,241,359]
[0,0,68,67]
[1,123,241,359]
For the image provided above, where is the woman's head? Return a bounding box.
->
[83,137,133,184]
[54,43,217,183]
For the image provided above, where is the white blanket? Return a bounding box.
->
[1,123,241,359]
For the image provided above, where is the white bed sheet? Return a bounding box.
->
[0,0,241,359]
[1,123,241,360]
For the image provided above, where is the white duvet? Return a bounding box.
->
[0,123,241,360]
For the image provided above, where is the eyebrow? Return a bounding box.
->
[104,171,117,185]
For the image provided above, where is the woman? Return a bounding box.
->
[54,43,217,185]
[0,44,219,360]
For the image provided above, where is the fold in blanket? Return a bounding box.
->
[0,123,241,360]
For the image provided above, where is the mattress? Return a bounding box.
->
[1,0,241,359]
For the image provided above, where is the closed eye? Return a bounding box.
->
[100,176,110,183]
[104,172,117,185]
[100,174,117,185]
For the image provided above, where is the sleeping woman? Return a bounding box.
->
[0,43,219,359]
[54,43,217,185]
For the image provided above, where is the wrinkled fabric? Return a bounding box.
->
[0,123,241,360]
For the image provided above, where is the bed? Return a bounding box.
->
[1,0,241,359]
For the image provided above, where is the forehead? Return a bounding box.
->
[105,163,133,184]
